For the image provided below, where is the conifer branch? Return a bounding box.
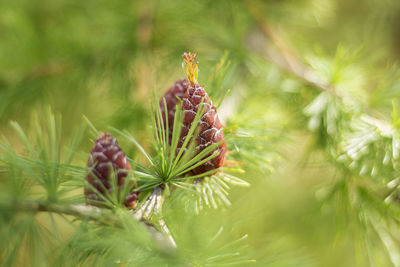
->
[248,5,400,265]
[133,186,177,247]
[8,201,111,223]
[3,198,176,250]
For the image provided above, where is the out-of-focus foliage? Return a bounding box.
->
[2,0,400,266]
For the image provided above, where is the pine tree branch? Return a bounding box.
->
[9,201,111,223]
[3,198,176,251]
[247,6,400,264]
[134,186,177,247]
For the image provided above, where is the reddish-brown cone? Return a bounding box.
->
[85,133,137,207]
[180,83,227,175]
[159,53,226,177]
[160,78,189,142]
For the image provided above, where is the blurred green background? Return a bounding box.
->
[2,0,400,266]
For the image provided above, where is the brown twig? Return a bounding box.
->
[6,196,176,250]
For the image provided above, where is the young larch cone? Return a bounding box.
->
[84,132,137,207]
[179,53,227,175]
[160,77,189,142]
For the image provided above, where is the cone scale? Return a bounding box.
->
[160,77,189,142]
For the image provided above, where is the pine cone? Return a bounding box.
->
[84,133,137,207]
[179,53,226,175]
[181,83,227,175]
[160,77,189,142]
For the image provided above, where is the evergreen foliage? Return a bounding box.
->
[2,0,400,266]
